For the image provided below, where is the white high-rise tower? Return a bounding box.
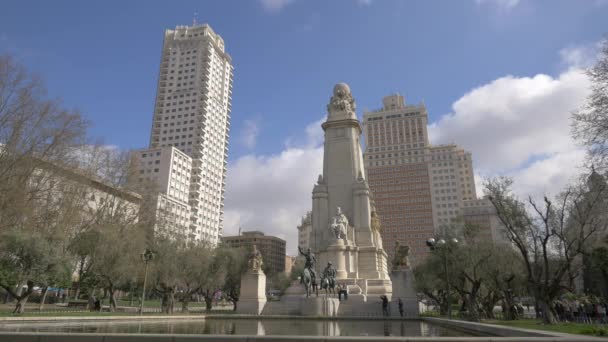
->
[141,24,233,244]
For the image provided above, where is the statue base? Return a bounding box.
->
[300,296,340,316]
[237,271,267,315]
[390,268,419,317]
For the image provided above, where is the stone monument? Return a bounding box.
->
[237,245,267,315]
[390,241,419,317]
[310,83,392,302]
[264,83,395,317]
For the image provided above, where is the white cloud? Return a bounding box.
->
[475,0,521,10]
[239,119,260,149]
[224,146,323,254]
[560,42,603,70]
[429,69,589,175]
[259,0,294,13]
[430,53,592,200]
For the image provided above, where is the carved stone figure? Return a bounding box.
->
[329,207,348,240]
[248,245,264,272]
[371,208,381,232]
[392,241,410,270]
[327,83,356,115]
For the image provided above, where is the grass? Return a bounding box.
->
[486,319,608,337]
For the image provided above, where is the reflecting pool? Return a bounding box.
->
[0,318,491,337]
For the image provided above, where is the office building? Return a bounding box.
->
[138,23,233,244]
[222,231,286,276]
[362,94,476,264]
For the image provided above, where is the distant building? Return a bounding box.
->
[363,94,477,264]
[462,197,507,244]
[35,158,142,217]
[132,146,192,239]
[285,255,296,275]
[222,231,286,276]
[297,211,312,251]
[141,23,234,245]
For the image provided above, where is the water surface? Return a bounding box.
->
[0,318,491,337]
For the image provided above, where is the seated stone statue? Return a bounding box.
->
[248,245,263,272]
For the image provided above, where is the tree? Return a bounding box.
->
[572,38,608,166]
[78,150,145,312]
[0,54,88,313]
[216,246,247,311]
[485,176,608,324]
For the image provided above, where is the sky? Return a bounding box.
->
[1,0,606,253]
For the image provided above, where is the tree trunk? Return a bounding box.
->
[8,281,34,314]
[38,286,49,311]
[538,299,557,324]
[161,287,175,314]
[181,299,189,313]
[13,296,29,314]
[108,285,117,312]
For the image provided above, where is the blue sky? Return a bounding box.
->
[1,0,606,249]
[0,0,604,158]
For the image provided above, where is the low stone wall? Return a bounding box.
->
[422,317,605,341]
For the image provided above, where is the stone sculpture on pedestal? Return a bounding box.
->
[309,83,392,302]
[390,241,419,317]
[237,245,267,315]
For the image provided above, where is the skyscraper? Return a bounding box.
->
[362,94,476,264]
[136,24,233,244]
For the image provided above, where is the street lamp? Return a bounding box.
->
[426,237,458,319]
[139,248,155,315]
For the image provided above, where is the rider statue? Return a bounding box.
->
[322,262,337,282]
[298,246,317,284]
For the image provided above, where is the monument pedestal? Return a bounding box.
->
[390,268,419,317]
[325,240,349,279]
[237,271,267,315]
[300,296,340,316]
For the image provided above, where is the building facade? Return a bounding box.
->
[132,147,192,239]
[461,197,507,244]
[139,24,233,244]
[362,94,477,264]
[222,231,286,276]
[297,211,312,251]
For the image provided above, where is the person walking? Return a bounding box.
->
[398,298,404,317]
[380,295,389,317]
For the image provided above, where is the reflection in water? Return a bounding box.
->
[0,319,488,337]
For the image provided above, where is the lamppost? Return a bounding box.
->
[426,237,458,319]
[139,248,155,315]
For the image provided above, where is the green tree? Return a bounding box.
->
[486,177,608,324]
[572,38,608,166]
[216,246,247,311]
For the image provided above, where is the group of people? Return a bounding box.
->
[380,295,405,317]
[87,295,102,312]
[551,300,608,323]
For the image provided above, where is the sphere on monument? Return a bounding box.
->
[333,82,351,97]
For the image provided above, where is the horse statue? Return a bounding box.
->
[320,275,336,297]
[301,268,318,298]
